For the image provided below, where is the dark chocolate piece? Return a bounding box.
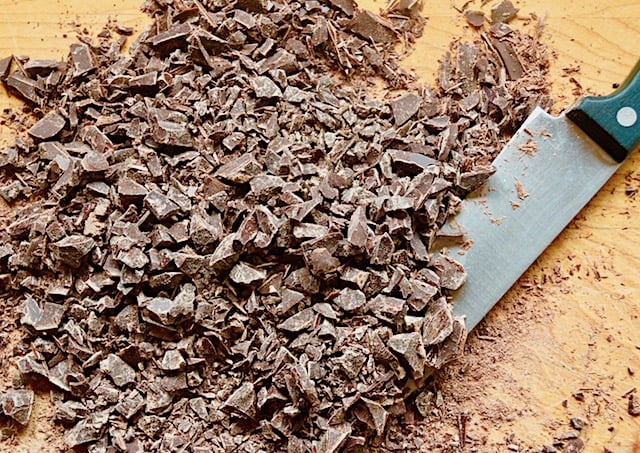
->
[28,111,66,140]
[70,43,97,76]
[491,0,519,23]
[0,390,34,425]
[348,11,397,44]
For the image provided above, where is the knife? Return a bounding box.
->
[447,60,640,331]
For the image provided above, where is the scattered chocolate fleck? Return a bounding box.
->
[629,394,640,416]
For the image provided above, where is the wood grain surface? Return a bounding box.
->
[0,0,639,451]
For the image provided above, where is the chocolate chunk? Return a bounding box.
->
[369,233,394,265]
[464,10,486,27]
[146,284,195,324]
[160,350,186,372]
[80,151,110,173]
[64,412,108,447]
[150,109,193,148]
[1,389,34,425]
[307,247,340,276]
[233,9,256,29]
[18,297,42,328]
[117,247,149,269]
[491,37,524,80]
[407,279,438,312]
[117,176,147,200]
[16,353,48,378]
[222,382,257,419]
[562,438,585,453]
[422,297,454,345]
[115,390,145,419]
[384,195,413,212]
[80,125,113,152]
[432,254,466,290]
[70,43,96,76]
[279,288,306,315]
[293,223,329,239]
[278,308,316,332]
[28,111,65,140]
[0,181,25,202]
[389,332,426,379]
[348,11,397,44]
[458,165,496,192]
[491,0,519,23]
[149,23,192,48]
[251,76,282,98]
[425,318,467,368]
[100,354,136,387]
[129,71,158,88]
[6,73,41,103]
[34,302,65,331]
[333,288,366,312]
[0,55,12,80]
[230,261,267,285]
[50,235,96,267]
[336,346,367,379]
[360,397,388,437]
[215,153,262,184]
[347,206,370,248]
[190,208,222,248]
[318,423,352,453]
[368,294,405,320]
[391,93,420,126]
[23,59,60,77]
[145,190,180,220]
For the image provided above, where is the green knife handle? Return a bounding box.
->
[567,60,640,163]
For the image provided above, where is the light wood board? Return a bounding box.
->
[0,0,639,451]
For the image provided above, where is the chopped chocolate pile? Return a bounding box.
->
[0,0,551,450]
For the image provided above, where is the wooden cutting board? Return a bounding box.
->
[0,0,639,451]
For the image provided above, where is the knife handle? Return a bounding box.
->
[567,60,640,163]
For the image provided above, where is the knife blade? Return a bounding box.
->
[446,61,640,331]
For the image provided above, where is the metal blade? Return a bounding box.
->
[449,107,621,331]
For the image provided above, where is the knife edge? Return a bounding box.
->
[449,107,621,331]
